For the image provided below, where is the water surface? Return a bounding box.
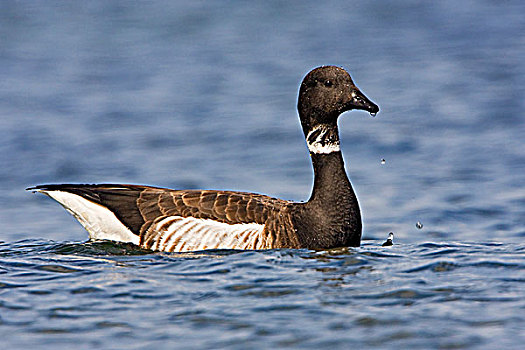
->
[1,240,523,349]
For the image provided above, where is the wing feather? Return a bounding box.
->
[29,184,298,252]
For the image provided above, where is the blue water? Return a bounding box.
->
[1,1,524,349]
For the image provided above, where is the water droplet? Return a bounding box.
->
[370,112,377,117]
[416,221,423,229]
[381,158,386,165]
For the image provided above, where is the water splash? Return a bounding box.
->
[382,232,394,246]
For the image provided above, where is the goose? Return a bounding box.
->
[28,66,379,252]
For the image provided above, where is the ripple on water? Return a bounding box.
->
[404,261,459,273]
[0,239,523,349]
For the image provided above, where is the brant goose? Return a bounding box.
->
[28,66,379,252]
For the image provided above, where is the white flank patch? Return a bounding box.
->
[148,216,265,252]
[39,190,139,245]
[306,125,340,154]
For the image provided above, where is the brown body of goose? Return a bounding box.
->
[28,66,379,252]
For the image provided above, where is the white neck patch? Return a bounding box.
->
[306,125,340,154]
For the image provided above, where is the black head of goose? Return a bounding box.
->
[28,66,379,252]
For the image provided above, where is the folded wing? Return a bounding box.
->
[29,184,296,252]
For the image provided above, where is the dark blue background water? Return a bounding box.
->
[1,1,524,348]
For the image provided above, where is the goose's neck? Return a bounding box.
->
[303,123,362,245]
[303,123,351,199]
[308,148,354,206]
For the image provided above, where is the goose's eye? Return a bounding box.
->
[324,80,333,87]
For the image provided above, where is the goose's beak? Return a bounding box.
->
[349,88,379,115]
